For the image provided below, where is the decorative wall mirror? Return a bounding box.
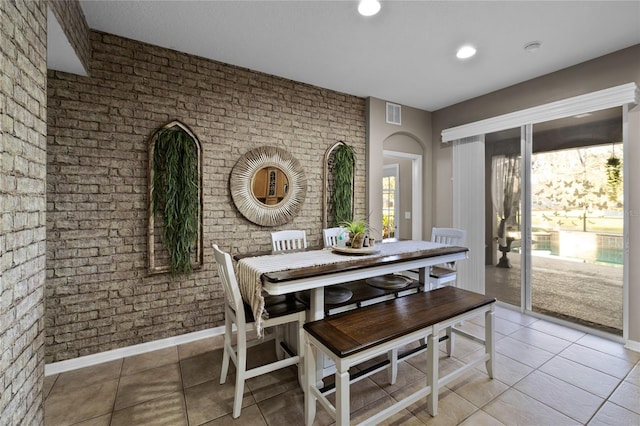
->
[230,146,307,226]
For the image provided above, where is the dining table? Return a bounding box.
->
[236,240,467,322]
[234,239,469,380]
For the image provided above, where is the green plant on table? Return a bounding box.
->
[340,217,369,248]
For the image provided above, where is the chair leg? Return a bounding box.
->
[233,360,245,418]
[297,318,305,388]
[387,348,398,385]
[446,326,454,356]
[274,324,285,360]
[232,332,247,419]
[220,318,232,384]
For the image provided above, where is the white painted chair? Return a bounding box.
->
[322,227,345,248]
[429,227,467,289]
[213,244,306,418]
[271,230,307,252]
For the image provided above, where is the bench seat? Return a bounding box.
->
[303,286,496,426]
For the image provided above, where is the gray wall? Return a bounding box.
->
[366,98,432,240]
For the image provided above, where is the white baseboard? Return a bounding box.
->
[45,325,226,376]
[624,339,640,353]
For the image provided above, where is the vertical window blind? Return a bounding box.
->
[452,135,485,294]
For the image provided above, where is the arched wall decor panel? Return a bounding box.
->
[323,141,356,229]
[230,146,307,227]
[147,120,203,275]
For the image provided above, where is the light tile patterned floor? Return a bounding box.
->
[44,305,640,425]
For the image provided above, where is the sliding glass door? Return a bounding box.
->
[485,108,624,335]
[485,127,523,308]
[529,108,624,334]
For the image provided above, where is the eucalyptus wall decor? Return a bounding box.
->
[330,142,356,226]
[148,121,203,275]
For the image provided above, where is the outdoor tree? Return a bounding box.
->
[531,143,622,232]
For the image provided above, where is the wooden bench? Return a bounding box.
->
[303,287,496,426]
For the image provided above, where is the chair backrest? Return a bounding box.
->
[322,227,345,248]
[213,244,244,317]
[271,230,307,252]
[431,227,467,246]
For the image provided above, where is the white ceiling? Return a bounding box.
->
[69,1,640,111]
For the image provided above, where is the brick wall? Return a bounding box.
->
[46,31,367,362]
[47,0,91,74]
[1,0,48,423]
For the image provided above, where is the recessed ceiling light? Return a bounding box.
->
[358,0,381,16]
[456,45,476,59]
[524,41,542,53]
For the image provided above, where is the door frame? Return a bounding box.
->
[382,163,400,239]
[383,150,423,240]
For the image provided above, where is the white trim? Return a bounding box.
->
[625,340,640,353]
[622,104,630,343]
[442,83,638,142]
[383,150,423,240]
[45,325,226,376]
[522,125,532,312]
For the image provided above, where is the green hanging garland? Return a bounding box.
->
[331,143,356,226]
[605,155,621,203]
[152,127,199,276]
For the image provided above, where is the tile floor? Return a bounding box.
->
[44,305,640,425]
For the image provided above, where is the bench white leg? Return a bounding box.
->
[304,336,317,425]
[426,332,439,416]
[335,367,350,426]
[485,307,495,378]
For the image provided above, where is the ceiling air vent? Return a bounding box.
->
[386,102,401,125]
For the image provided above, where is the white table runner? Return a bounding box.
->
[236,240,444,336]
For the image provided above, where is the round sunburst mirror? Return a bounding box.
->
[230,146,307,226]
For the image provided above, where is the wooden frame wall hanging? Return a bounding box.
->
[147,120,203,275]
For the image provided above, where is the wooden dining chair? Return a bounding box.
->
[322,227,345,248]
[213,244,307,418]
[271,230,307,252]
[429,227,467,289]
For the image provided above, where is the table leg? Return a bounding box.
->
[309,287,325,387]
[418,267,427,289]
[309,287,325,321]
